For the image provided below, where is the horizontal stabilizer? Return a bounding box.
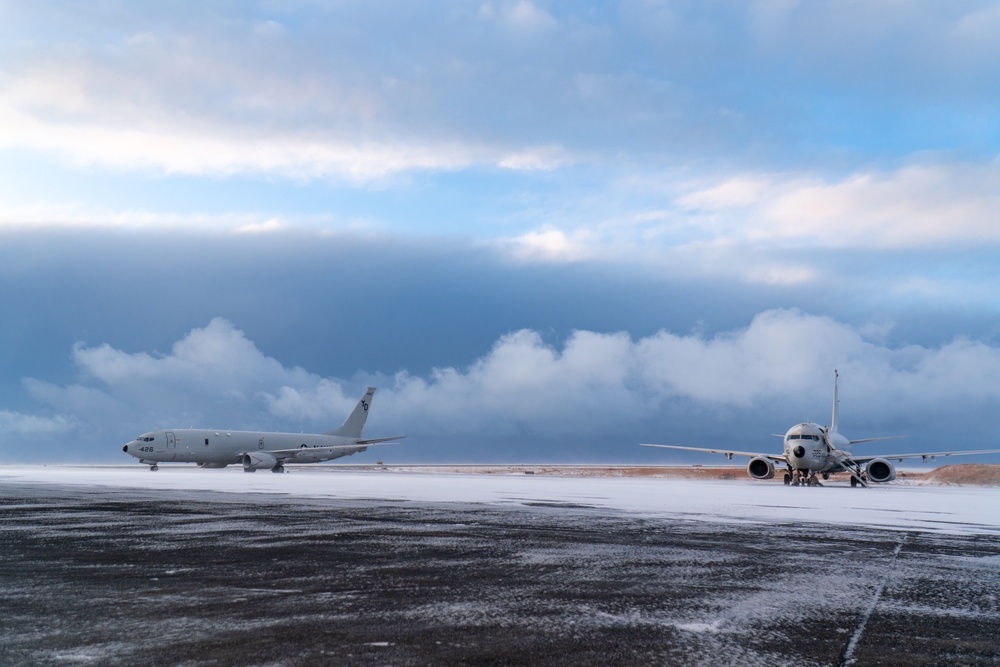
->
[848,435,906,445]
[357,435,407,445]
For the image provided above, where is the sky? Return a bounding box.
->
[3,1,1000,465]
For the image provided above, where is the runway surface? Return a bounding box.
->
[2,466,999,666]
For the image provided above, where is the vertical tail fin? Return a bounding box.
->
[830,369,840,435]
[325,387,376,438]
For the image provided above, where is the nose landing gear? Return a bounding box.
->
[784,469,822,486]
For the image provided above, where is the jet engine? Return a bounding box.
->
[242,452,278,472]
[747,457,775,480]
[864,458,896,483]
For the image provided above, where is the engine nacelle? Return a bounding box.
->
[865,458,896,483]
[747,456,775,480]
[242,452,278,472]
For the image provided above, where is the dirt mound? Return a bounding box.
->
[922,464,1000,486]
[384,464,998,485]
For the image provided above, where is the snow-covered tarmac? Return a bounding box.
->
[2,464,999,535]
[3,465,1000,666]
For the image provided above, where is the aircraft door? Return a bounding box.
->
[166,432,176,449]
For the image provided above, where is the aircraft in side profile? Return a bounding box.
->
[122,387,404,472]
[642,370,1000,487]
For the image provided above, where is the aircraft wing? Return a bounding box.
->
[641,443,786,462]
[848,448,1000,464]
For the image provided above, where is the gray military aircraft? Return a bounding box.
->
[122,387,403,472]
[643,370,1000,486]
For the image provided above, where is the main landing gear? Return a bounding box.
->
[783,469,821,486]
[782,467,869,487]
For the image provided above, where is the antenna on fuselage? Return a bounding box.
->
[830,369,840,435]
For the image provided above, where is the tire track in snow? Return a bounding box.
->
[839,536,908,666]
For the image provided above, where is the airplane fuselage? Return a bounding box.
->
[125,429,368,467]
[783,421,850,474]
[121,386,401,471]
[643,369,1000,486]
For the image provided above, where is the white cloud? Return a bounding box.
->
[0,102,477,182]
[38,318,344,432]
[0,203,236,231]
[676,175,770,211]
[677,162,1000,248]
[480,1,558,33]
[377,310,1000,445]
[19,311,1000,455]
[233,217,285,234]
[2,1,997,193]
[0,410,75,436]
[260,380,351,423]
[0,204,347,234]
[73,318,313,396]
[253,19,287,39]
[505,227,596,263]
[0,8,574,184]
[495,159,1000,288]
[496,218,823,286]
[498,144,572,171]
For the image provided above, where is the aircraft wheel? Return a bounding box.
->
[272,465,285,474]
[150,464,158,471]
[850,476,858,488]
[783,473,791,486]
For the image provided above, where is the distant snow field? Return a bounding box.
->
[3,464,999,536]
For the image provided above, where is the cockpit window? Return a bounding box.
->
[137,436,155,442]
[787,434,819,441]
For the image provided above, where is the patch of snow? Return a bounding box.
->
[673,620,723,633]
[2,465,1000,535]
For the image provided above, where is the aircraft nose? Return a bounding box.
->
[123,444,129,453]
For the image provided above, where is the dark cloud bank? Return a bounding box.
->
[3,229,1000,464]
